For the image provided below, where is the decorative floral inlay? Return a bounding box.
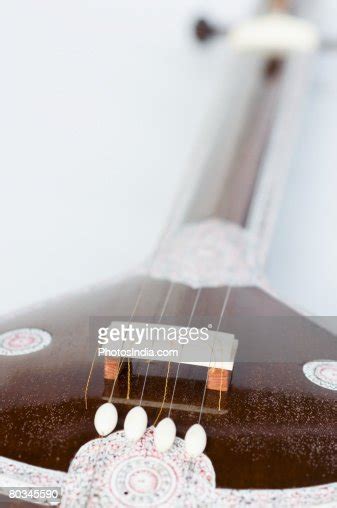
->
[60,427,337,507]
[0,328,52,356]
[0,456,65,505]
[61,427,215,507]
[149,219,267,289]
[303,360,337,391]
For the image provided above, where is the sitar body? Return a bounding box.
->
[1,275,337,491]
[1,1,337,505]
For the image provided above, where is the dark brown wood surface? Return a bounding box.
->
[1,276,336,490]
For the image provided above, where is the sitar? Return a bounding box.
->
[0,1,336,507]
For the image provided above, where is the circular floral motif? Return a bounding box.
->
[61,427,215,507]
[0,328,52,356]
[303,360,337,391]
[110,456,177,507]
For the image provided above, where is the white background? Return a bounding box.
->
[265,0,337,316]
[0,0,336,318]
[0,0,258,315]
[266,52,337,316]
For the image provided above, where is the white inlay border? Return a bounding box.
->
[303,360,337,391]
[0,456,65,505]
[149,219,267,289]
[0,328,52,356]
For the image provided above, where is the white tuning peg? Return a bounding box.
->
[185,423,207,457]
[124,406,148,442]
[94,402,118,437]
[228,13,319,55]
[154,417,176,453]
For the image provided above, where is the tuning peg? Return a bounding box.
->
[194,13,319,55]
[154,417,176,453]
[184,423,207,457]
[194,18,227,43]
[94,402,118,437]
[228,12,319,54]
[124,406,148,442]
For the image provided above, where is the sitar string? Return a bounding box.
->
[167,287,202,418]
[84,209,180,406]
[184,286,231,484]
[153,361,171,426]
[127,359,131,399]
[167,285,231,419]
[217,335,225,411]
[107,280,174,404]
[198,286,231,422]
[84,346,98,410]
[86,282,176,503]
[108,286,145,403]
[125,279,171,400]
[96,151,200,406]
[139,282,174,406]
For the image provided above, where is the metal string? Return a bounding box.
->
[108,286,146,403]
[198,286,231,422]
[84,283,173,503]
[84,204,180,405]
[167,287,202,418]
[139,282,174,405]
[183,286,231,486]
[217,327,226,411]
[84,346,98,410]
[167,285,231,419]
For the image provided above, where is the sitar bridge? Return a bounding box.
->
[102,395,228,416]
[104,356,234,394]
[100,321,238,393]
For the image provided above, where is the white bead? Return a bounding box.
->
[185,423,207,457]
[94,402,118,437]
[124,406,148,442]
[228,13,319,55]
[154,417,176,453]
